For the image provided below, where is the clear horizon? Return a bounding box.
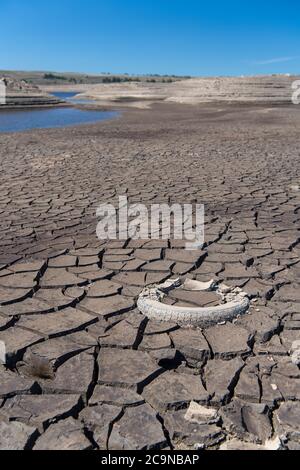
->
[1,0,299,76]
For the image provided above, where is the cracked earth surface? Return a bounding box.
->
[0,103,300,450]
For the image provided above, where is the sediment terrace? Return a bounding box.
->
[0,77,62,108]
[0,102,300,450]
[41,74,300,107]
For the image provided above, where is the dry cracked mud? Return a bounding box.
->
[0,102,300,450]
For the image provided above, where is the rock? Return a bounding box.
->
[220,437,282,451]
[40,269,86,288]
[0,297,57,317]
[78,269,113,283]
[170,328,211,366]
[99,320,138,349]
[184,401,219,425]
[0,272,37,289]
[172,262,194,275]
[204,324,252,359]
[80,403,122,449]
[36,287,81,308]
[165,249,205,264]
[273,284,300,302]
[135,249,162,261]
[235,365,261,402]
[269,373,300,401]
[98,348,162,392]
[122,259,147,271]
[80,295,134,318]
[147,348,179,367]
[280,329,300,351]
[286,441,300,450]
[164,410,224,449]
[38,351,95,400]
[291,350,300,366]
[113,272,146,287]
[0,394,83,431]
[237,311,279,343]
[141,260,175,272]
[22,336,91,373]
[272,358,300,379]
[241,403,273,443]
[253,334,287,356]
[274,401,300,441]
[0,327,43,366]
[221,399,272,443]
[9,261,45,273]
[89,385,144,407]
[0,420,38,450]
[144,320,178,335]
[220,264,259,280]
[204,357,244,404]
[0,287,33,305]
[0,365,39,398]
[108,404,167,450]
[142,371,209,412]
[291,340,300,366]
[260,376,283,407]
[33,418,92,450]
[242,279,274,298]
[139,333,171,351]
[17,308,98,338]
[86,280,120,298]
[0,314,13,330]
[48,255,77,268]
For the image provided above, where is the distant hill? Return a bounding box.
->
[0,70,189,86]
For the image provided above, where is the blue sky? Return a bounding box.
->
[1,0,299,76]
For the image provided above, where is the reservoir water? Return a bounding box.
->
[0,92,117,133]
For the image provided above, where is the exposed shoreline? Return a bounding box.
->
[0,101,299,450]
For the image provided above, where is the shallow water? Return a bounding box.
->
[50,91,95,105]
[0,107,118,133]
[50,91,79,100]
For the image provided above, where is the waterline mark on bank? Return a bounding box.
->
[292,80,300,104]
[0,80,6,105]
[96,196,204,250]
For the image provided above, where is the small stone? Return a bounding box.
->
[291,350,300,366]
[184,401,219,425]
[164,410,224,449]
